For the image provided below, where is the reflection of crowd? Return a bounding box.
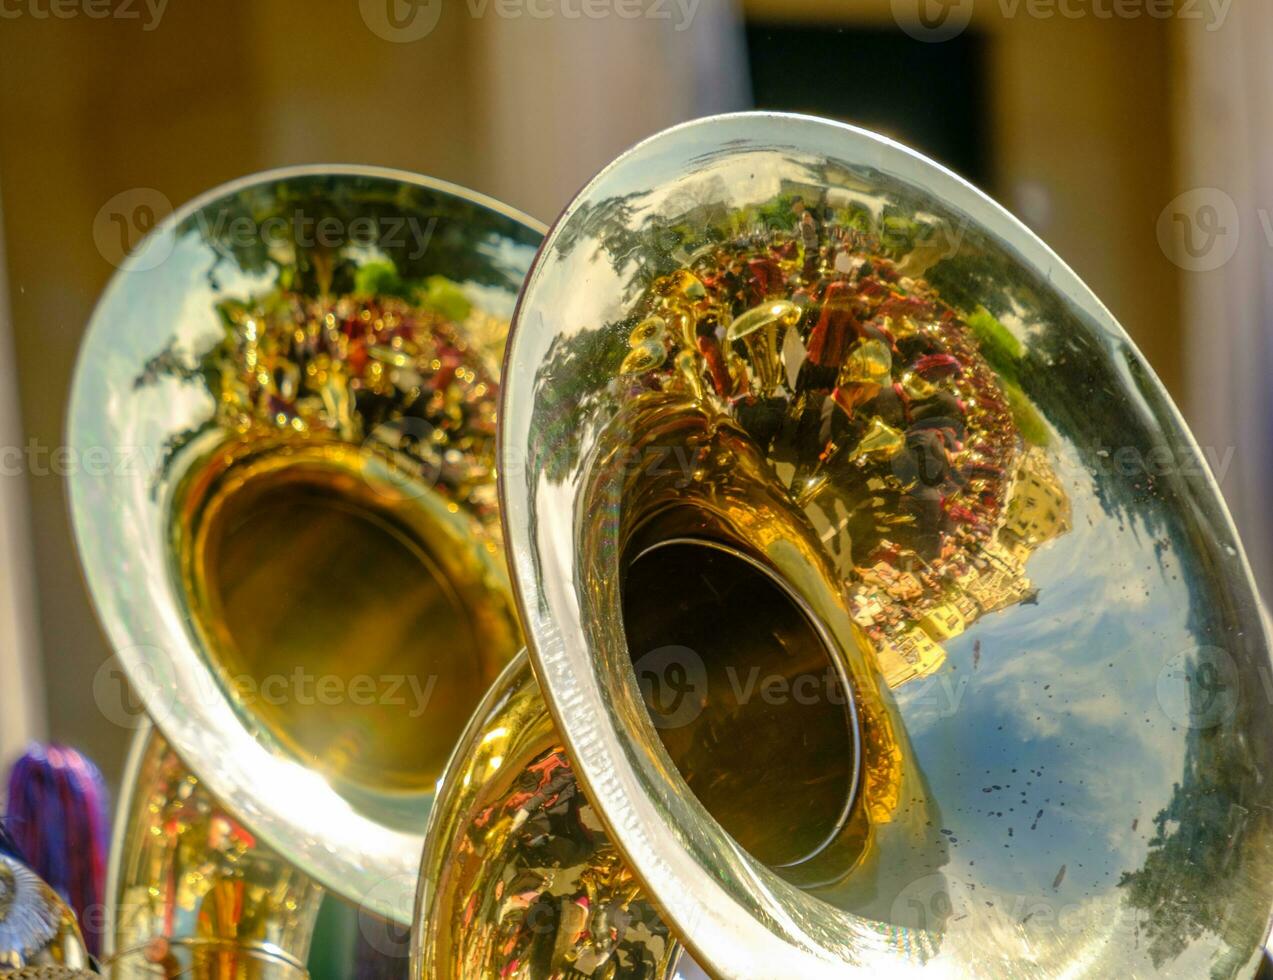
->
[623,210,1048,682]
[455,748,675,978]
[201,291,503,521]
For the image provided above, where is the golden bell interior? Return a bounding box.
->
[178,445,516,799]
[621,537,859,873]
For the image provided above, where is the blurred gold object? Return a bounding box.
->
[67,168,543,975]
[102,725,319,978]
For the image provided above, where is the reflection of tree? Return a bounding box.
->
[529,323,628,484]
[1118,655,1273,977]
[551,188,846,309]
[177,174,537,296]
[928,251,1182,538]
[548,192,681,303]
[928,237,1273,979]
[926,251,1044,323]
[750,193,802,232]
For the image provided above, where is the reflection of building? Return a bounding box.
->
[866,446,1071,688]
[1003,446,1073,549]
[921,602,966,641]
[876,627,946,688]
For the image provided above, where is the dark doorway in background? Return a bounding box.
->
[745,22,993,189]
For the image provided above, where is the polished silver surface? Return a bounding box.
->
[499,112,1273,976]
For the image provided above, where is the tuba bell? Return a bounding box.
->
[67,166,543,975]
[413,113,1273,978]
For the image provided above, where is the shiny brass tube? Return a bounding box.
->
[412,652,683,978]
[102,724,321,978]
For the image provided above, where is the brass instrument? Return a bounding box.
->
[66,167,543,975]
[414,113,1273,977]
[105,723,321,977]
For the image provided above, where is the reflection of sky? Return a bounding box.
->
[84,231,256,479]
[478,235,539,291]
[550,135,1199,928]
[463,280,518,322]
[501,119,1268,971]
[891,431,1192,968]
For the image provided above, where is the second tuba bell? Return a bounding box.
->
[68,166,543,975]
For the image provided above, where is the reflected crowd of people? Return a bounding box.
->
[618,202,1070,686]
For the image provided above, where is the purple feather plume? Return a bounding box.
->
[6,744,111,956]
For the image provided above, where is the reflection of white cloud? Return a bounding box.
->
[896,434,1200,939]
[477,235,538,286]
[462,280,518,322]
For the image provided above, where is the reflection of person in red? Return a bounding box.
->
[695,312,733,397]
[800,279,859,391]
[745,254,783,304]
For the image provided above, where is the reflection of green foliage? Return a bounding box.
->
[354,259,410,299]
[835,203,874,235]
[964,306,1048,447]
[880,205,924,259]
[927,252,1043,321]
[354,262,471,321]
[914,189,1272,979]
[177,173,537,297]
[1002,380,1049,447]
[967,306,1023,372]
[753,194,801,231]
[417,275,472,322]
[1119,665,1273,977]
[927,251,1154,492]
